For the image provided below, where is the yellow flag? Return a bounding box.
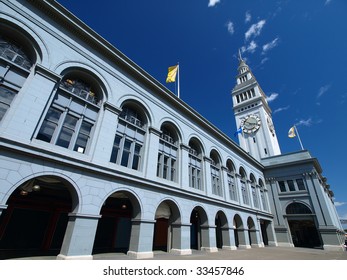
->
[288,126,296,138]
[166,65,178,83]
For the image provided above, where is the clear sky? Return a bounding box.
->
[56,0,347,220]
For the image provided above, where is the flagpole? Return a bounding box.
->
[294,125,304,150]
[177,62,180,99]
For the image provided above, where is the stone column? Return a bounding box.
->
[221,226,237,250]
[127,219,156,259]
[249,219,263,248]
[57,213,101,260]
[200,224,218,252]
[266,220,278,247]
[170,223,192,255]
[237,228,251,249]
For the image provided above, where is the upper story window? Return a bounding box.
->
[286,202,312,215]
[259,179,268,211]
[250,174,259,209]
[278,179,306,193]
[0,35,32,70]
[226,160,238,202]
[210,150,222,197]
[36,76,102,154]
[157,124,179,182]
[296,179,306,191]
[60,78,100,105]
[239,167,249,205]
[110,104,147,170]
[188,139,203,190]
[0,35,33,122]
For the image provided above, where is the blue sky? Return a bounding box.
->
[57,0,347,220]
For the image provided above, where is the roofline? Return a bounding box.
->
[262,150,323,174]
[16,0,263,169]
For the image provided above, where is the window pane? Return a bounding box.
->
[132,143,141,170]
[37,108,62,142]
[63,114,78,129]
[0,86,16,105]
[287,180,295,191]
[37,120,57,142]
[79,121,93,135]
[121,139,132,167]
[296,179,306,191]
[278,181,286,192]
[56,126,73,148]
[110,135,121,163]
[46,107,62,123]
[74,121,93,153]
[0,103,8,121]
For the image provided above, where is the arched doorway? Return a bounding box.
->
[215,211,228,249]
[0,176,76,259]
[93,191,140,254]
[190,206,208,250]
[152,200,181,252]
[233,214,243,247]
[259,219,269,246]
[286,202,322,248]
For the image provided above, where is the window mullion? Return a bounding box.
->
[52,109,67,145]
[69,116,83,150]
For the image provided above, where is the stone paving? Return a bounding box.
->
[96,246,347,260]
[9,246,347,260]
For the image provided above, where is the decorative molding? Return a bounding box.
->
[35,64,61,82]
[103,102,122,115]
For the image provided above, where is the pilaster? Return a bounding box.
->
[57,213,101,260]
[127,218,156,259]
[144,127,161,180]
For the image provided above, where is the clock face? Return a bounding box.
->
[241,115,261,134]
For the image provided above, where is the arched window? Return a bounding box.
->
[110,103,146,170]
[157,123,179,182]
[0,35,33,121]
[239,167,249,205]
[210,150,222,196]
[36,75,102,154]
[286,202,312,215]
[188,138,203,190]
[250,174,259,209]
[259,179,268,211]
[226,160,238,202]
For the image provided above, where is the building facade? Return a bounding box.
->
[0,0,343,259]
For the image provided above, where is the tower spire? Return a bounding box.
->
[238,49,243,61]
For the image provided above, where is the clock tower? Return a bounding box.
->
[232,54,281,161]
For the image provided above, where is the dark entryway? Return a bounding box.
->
[286,202,322,248]
[190,209,201,250]
[0,176,73,259]
[153,218,169,251]
[93,193,133,254]
[288,219,322,248]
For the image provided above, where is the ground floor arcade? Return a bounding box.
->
[0,172,276,259]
